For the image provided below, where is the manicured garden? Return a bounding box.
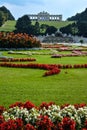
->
[0,44,87,107]
[0,37,87,129]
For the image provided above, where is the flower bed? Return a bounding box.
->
[0,32,41,48]
[0,57,36,62]
[51,51,87,58]
[0,63,87,77]
[0,63,61,77]
[0,101,87,130]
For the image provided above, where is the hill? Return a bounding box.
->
[0,6,15,27]
[0,20,16,32]
[67,8,87,21]
[32,21,73,29]
[0,6,15,20]
[0,20,73,32]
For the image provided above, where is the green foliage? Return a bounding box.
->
[77,21,87,37]
[60,22,78,35]
[0,6,15,20]
[67,8,87,21]
[40,24,49,34]
[34,21,40,35]
[45,26,57,35]
[0,20,73,33]
[60,21,87,37]
[0,11,5,26]
[0,6,15,27]
[32,21,74,29]
[15,15,34,34]
[60,24,73,35]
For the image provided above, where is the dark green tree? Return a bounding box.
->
[45,26,57,35]
[0,6,15,20]
[60,24,73,35]
[77,21,87,37]
[40,24,49,32]
[15,15,34,34]
[67,8,87,21]
[34,21,40,35]
[0,11,5,26]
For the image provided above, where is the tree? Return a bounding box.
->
[77,21,87,37]
[0,6,15,20]
[0,11,5,26]
[40,24,49,34]
[45,26,57,35]
[67,8,87,21]
[60,24,72,35]
[0,6,15,26]
[79,39,84,45]
[15,15,33,34]
[34,21,40,35]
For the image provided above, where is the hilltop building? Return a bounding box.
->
[28,11,62,21]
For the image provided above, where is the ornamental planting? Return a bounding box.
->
[0,101,87,130]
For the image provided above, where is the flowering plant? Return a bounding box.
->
[1,101,87,130]
[0,32,41,48]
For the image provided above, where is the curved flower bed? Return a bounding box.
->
[0,63,61,77]
[0,101,87,130]
[51,51,87,58]
[0,62,87,76]
[0,58,36,62]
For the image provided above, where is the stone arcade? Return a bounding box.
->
[28,11,62,21]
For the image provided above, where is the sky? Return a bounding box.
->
[0,0,87,20]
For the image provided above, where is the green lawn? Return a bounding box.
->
[0,20,73,32]
[32,21,74,28]
[0,50,87,108]
[0,20,16,32]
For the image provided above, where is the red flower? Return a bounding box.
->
[23,101,35,110]
[0,116,4,124]
[25,124,36,130]
[0,119,17,130]
[60,104,70,109]
[36,115,53,130]
[39,102,55,110]
[0,106,6,115]
[62,117,76,130]
[74,103,86,109]
[9,102,24,108]
[54,122,63,130]
[0,118,23,130]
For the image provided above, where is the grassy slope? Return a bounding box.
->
[0,20,73,32]
[32,21,73,28]
[0,20,16,32]
[0,51,87,107]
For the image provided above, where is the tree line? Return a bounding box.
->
[1,6,87,37]
[14,15,57,36]
[60,8,87,37]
